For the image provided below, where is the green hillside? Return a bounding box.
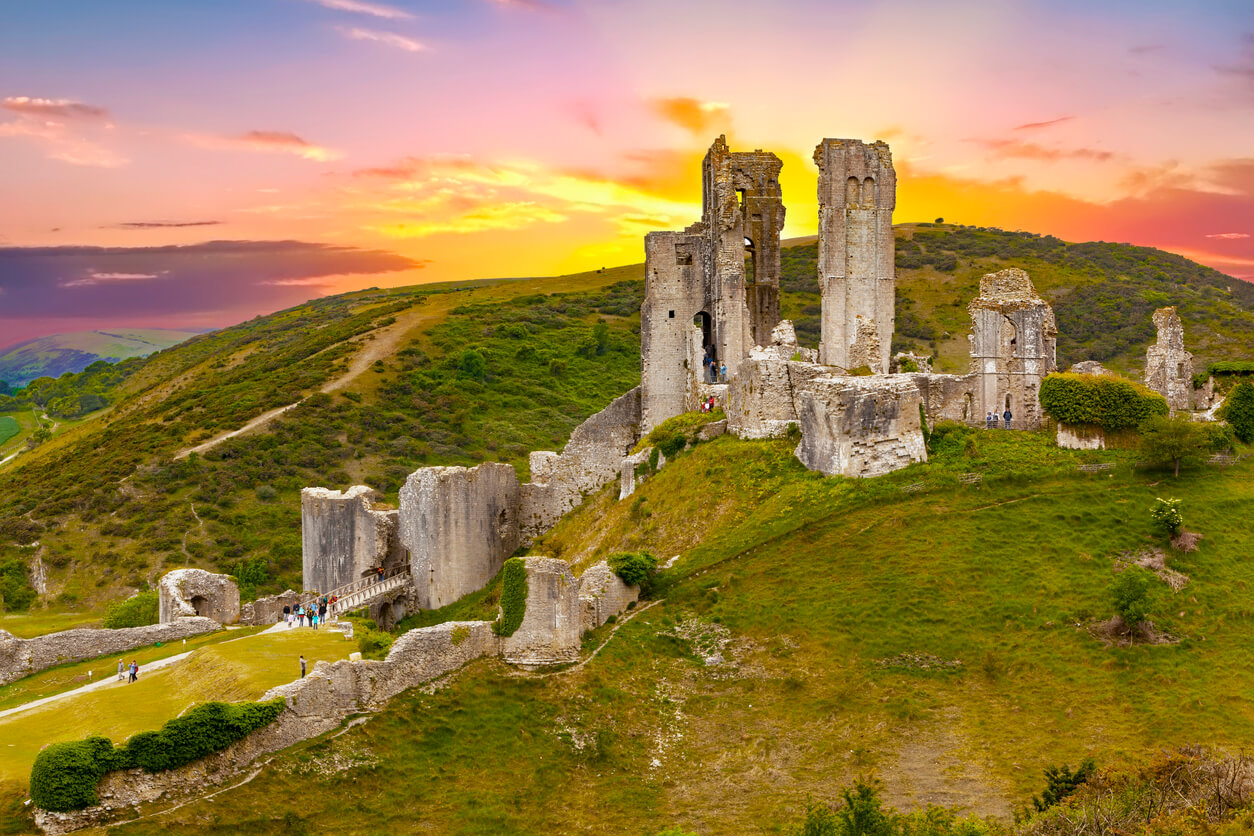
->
[0,227,1250,621]
[0,329,201,388]
[54,430,1254,836]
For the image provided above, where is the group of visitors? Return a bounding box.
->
[282,595,335,629]
[985,407,1013,429]
[116,659,139,683]
[703,356,726,384]
[700,395,718,413]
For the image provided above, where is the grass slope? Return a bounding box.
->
[0,329,201,388]
[36,431,1248,836]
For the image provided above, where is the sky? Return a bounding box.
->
[1,0,1252,349]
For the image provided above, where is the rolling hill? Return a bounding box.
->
[0,329,202,388]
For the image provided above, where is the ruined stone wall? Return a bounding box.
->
[519,387,641,542]
[725,349,828,439]
[794,375,927,477]
[1144,306,1194,412]
[239,590,302,626]
[815,138,896,372]
[967,268,1057,429]
[398,463,521,610]
[157,569,240,625]
[300,486,395,595]
[911,373,978,425]
[1056,424,1105,450]
[641,229,708,431]
[501,557,582,666]
[577,560,640,632]
[0,618,220,687]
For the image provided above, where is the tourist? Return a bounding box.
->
[377,565,385,584]
[990,411,999,428]
[1003,407,1012,429]
[720,362,726,382]
[128,661,138,683]
[117,659,125,681]
[300,655,306,678]
[311,611,319,630]
[985,412,993,429]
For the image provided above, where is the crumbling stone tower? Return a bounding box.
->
[967,268,1057,428]
[814,139,896,373]
[1144,306,1194,412]
[640,136,785,431]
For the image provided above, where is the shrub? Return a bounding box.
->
[1031,757,1097,812]
[1038,373,1168,431]
[0,557,36,612]
[493,557,528,637]
[1111,566,1156,630]
[1220,381,1254,443]
[1150,497,1184,536]
[1198,421,1236,452]
[255,484,277,502]
[608,551,658,593]
[29,736,119,812]
[29,700,284,810]
[358,625,395,660]
[458,349,486,381]
[102,589,158,628]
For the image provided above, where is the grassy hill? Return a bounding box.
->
[29,429,1247,836]
[0,226,1251,621]
[0,328,201,388]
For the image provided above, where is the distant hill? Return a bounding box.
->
[0,329,202,388]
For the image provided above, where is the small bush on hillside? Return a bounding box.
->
[1150,497,1184,536]
[102,589,158,628]
[458,349,486,381]
[1220,381,1254,443]
[358,623,395,660]
[926,421,975,458]
[493,557,528,637]
[0,557,36,612]
[1031,757,1097,812]
[1111,567,1157,631]
[608,551,658,593]
[1039,373,1168,431]
[1198,421,1236,452]
[790,778,987,836]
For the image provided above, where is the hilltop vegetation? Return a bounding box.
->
[0,328,200,389]
[0,226,1252,620]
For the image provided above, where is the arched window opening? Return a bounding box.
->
[744,236,756,286]
[862,177,875,205]
[846,176,860,206]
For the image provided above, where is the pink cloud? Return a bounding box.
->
[299,0,413,20]
[2,96,109,120]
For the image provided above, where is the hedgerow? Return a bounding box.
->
[493,557,528,637]
[1039,373,1168,432]
[30,699,285,811]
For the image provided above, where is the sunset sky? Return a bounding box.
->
[2,0,1252,348]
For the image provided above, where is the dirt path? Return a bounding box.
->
[173,304,433,459]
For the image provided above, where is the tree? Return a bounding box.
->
[457,349,486,381]
[1110,566,1156,631]
[1220,381,1254,443]
[1139,414,1205,477]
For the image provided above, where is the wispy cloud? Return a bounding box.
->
[485,0,553,10]
[372,201,567,238]
[112,220,222,229]
[299,0,413,20]
[2,96,109,120]
[337,26,425,52]
[651,97,730,135]
[1013,116,1074,132]
[974,138,1114,163]
[188,130,341,161]
[1206,232,1250,239]
[0,120,127,167]
[62,269,165,288]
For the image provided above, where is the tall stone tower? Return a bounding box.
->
[1144,306,1194,412]
[967,268,1057,428]
[814,139,896,372]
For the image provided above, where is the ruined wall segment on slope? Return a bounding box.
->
[1144,306,1194,412]
[967,267,1057,429]
[794,375,927,477]
[300,486,396,595]
[501,557,582,666]
[398,463,521,610]
[815,138,896,373]
[158,569,240,625]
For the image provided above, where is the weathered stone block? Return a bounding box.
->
[1144,306,1194,412]
[300,485,397,595]
[577,560,639,632]
[794,374,927,477]
[158,569,240,624]
[501,557,581,666]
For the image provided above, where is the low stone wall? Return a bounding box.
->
[1056,423,1105,450]
[577,561,639,632]
[239,590,302,626]
[0,618,220,687]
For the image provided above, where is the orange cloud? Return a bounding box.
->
[189,130,341,161]
[974,138,1115,163]
[2,96,109,120]
[651,97,731,135]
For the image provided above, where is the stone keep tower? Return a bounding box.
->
[640,136,785,432]
[967,268,1057,428]
[814,139,896,373]
[1144,306,1194,412]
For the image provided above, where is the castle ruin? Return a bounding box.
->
[1144,306,1194,412]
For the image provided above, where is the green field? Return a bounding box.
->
[0,416,17,448]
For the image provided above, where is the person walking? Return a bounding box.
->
[117,659,125,681]
[300,655,307,679]
[128,661,138,683]
[1003,407,1012,429]
[985,412,993,429]
[376,565,385,584]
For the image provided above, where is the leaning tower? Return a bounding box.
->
[814,139,896,372]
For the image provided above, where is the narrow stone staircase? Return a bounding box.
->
[325,566,412,620]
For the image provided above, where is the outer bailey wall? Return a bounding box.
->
[398,463,521,610]
[301,486,393,595]
[0,618,220,687]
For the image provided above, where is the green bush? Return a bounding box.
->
[1150,497,1184,536]
[1208,360,1254,376]
[357,624,395,660]
[29,736,120,812]
[29,700,285,810]
[608,551,658,593]
[1038,373,1168,431]
[493,557,528,637]
[1220,381,1254,443]
[458,349,486,381]
[1031,757,1097,812]
[1111,567,1156,629]
[0,557,36,612]
[102,589,158,628]
[1140,416,1207,477]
